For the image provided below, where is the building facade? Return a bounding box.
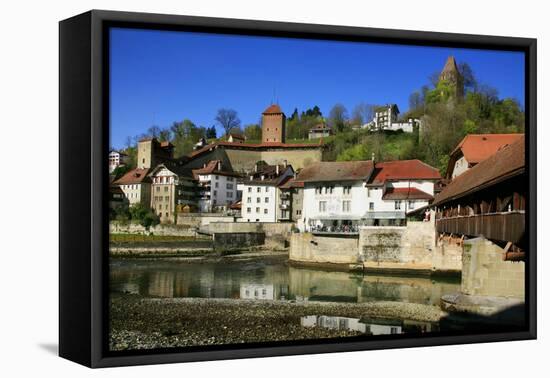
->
[192,160,241,212]
[241,163,294,222]
[366,104,420,133]
[137,137,175,169]
[149,164,198,223]
[109,150,128,173]
[261,104,286,143]
[113,168,152,207]
[298,160,441,231]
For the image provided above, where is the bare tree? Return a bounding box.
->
[351,102,375,126]
[328,103,349,133]
[215,108,241,136]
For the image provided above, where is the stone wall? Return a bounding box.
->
[212,232,265,251]
[176,213,235,228]
[289,233,360,265]
[289,221,462,274]
[110,222,196,237]
[461,237,525,299]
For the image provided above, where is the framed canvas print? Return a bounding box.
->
[59,10,537,368]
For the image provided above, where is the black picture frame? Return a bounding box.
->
[59,9,537,368]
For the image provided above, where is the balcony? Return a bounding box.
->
[363,211,406,220]
[436,211,525,245]
[279,203,290,210]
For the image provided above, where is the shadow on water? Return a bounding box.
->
[440,303,526,333]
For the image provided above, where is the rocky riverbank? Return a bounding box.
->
[109,295,444,351]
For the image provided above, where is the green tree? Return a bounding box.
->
[243,124,262,141]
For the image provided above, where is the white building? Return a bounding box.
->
[192,160,241,212]
[241,163,294,222]
[298,160,441,231]
[109,150,128,173]
[365,104,420,133]
[112,168,151,207]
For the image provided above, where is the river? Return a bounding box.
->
[110,256,460,305]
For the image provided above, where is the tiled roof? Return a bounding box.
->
[382,187,434,201]
[297,161,375,183]
[189,140,323,157]
[450,133,523,165]
[278,177,304,189]
[191,160,241,179]
[113,168,151,185]
[229,133,246,140]
[263,104,283,114]
[434,135,525,205]
[368,160,441,185]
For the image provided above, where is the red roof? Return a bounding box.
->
[263,104,283,114]
[113,168,151,185]
[382,187,434,201]
[451,134,523,165]
[435,135,525,205]
[278,177,304,189]
[368,160,441,185]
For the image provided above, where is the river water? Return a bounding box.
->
[110,257,460,305]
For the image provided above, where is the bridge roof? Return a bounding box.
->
[434,135,525,206]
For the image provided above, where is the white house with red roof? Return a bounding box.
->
[297,159,441,231]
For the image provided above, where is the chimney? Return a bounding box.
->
[254,163,258,172]
[371,152,375,163]
[217,161,221,171]
[293,171,297,179]
[276,165,279,175]
[250,175,253,181]
[283,160,288,168]
[203,163,206,168]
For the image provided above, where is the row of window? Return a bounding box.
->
[155,186,170,192]
[153,196,170,202]
[315,186,352,195]
[317,200,417,212]
[122,184,139,190]
[247,186,270,193]
[246,207,270,214]
[246,197,269,204]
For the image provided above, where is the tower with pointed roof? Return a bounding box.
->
[439,56,464,100]
[261,104,286,143]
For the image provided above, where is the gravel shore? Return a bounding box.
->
[110,295,444,351]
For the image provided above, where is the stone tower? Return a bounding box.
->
[261,104,286,143]
[439,56,464,100]
[137,138,174,169]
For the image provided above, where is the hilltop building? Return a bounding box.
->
[183,104,324,172]
[308,123,332,140]
[446,133,524,179]
[227,133,246,144]
[109,150,128,173]
[438,56,464,100]
[137,137,175,169]
[262,104,286,143]
[365,104,421,133]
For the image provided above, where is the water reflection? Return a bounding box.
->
[110,259,460,305]
[301,315,437,335]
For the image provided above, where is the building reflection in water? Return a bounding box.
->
[110,259,459,306]
[301,315,436,335]
[301,315,367,333]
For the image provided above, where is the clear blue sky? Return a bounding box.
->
[109,27,525,149]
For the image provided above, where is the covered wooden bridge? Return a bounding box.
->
[433,135,526,257]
